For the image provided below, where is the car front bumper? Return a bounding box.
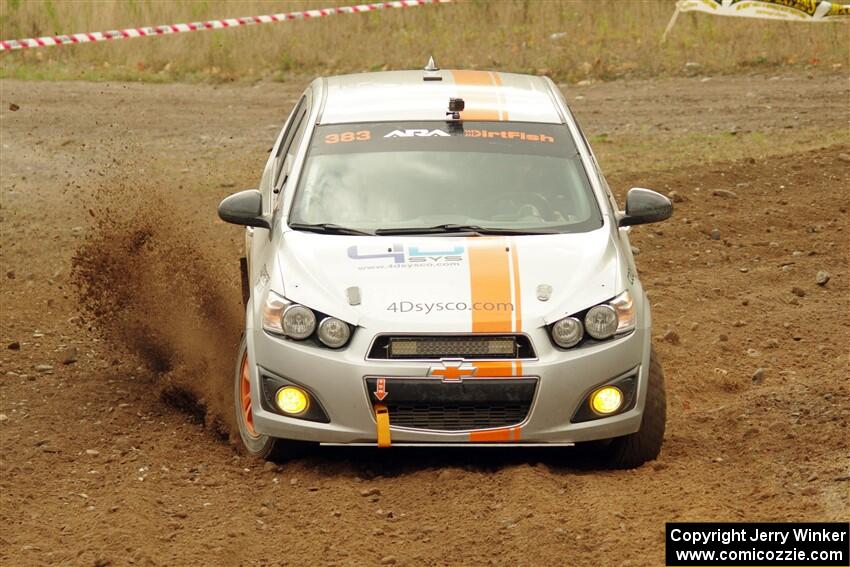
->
[245,308,652,445]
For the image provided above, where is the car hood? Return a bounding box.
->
[277,229,623,333]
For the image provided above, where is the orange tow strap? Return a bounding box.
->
[374,403,391,448]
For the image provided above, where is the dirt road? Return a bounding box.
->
[1,74,848,567]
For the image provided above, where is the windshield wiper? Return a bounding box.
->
[374,224,557,236]
[288,222,373,236]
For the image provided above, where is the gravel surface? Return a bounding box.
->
[1,74,848,567]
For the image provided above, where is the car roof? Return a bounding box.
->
[318,70,564,125]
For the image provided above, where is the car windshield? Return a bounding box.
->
[289,121,602,234]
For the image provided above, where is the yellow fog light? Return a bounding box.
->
[275,386,309,415]
[590,386,623,415]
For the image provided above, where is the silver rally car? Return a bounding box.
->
[218,61,673,468]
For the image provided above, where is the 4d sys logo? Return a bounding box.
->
[347,243,465,266]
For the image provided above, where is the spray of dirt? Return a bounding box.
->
[71,176,245,438]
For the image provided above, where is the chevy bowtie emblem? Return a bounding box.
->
[429,359,477,382]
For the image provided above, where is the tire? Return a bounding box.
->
[591,346,666,469]
[233,336,303,462]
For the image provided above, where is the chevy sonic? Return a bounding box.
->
[218,61,673,468]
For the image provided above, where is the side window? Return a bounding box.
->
[270,96,305,184]
[272,100,310,206]
[569,109,619,215]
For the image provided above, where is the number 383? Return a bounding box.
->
[325,131,370,144]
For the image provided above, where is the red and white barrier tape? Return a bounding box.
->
[0,0,450,52]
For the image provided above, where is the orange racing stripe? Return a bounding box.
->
[466,238,524,441]
[509,237,523,376]
[467,238,513,334]
[450,70,508,121]
[510,237,522,334]
[467,238,524,377]
[469,426,521,442]
[472,361,515,377]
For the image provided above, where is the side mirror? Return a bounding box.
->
[218,190,270,229]
[618,188,673,227]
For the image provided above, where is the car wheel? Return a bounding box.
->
[592,346,666,469]
[233,336,303,462]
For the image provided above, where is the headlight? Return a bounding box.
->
[282,305,316,339]
[610,290,635,334]
[261,291,288,335]
[551,317,583,348]
[262,292,352,346]
[551,291,636,348]
[317,317,351,348]
[585,304,618,340]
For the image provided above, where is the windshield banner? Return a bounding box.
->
[310,122,576,158]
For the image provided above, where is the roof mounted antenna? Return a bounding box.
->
[423,56,442,81]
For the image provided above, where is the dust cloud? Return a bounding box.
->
[71,177,244,437]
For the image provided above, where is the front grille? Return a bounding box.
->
[365,377,536,432]
[368,334,535,360]
[387,403,529,431]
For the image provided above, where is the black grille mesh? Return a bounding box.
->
[386,403,529,431]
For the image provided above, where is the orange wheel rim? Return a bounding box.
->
[239,352,259,438]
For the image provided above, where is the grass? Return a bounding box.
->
[0,0,847,83]
[593,128,848,176]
